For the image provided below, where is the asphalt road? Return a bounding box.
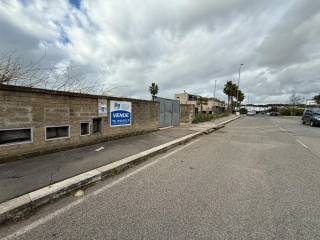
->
[0,115,235,203]
[1,116,320,239]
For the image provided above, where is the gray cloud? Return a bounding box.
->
[0,0,319,104]
[257,1,320,68]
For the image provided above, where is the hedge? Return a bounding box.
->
[279,107,304,116]
[192,113,229,123]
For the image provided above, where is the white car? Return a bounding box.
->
[247,110,257,116]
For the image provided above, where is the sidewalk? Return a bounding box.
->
[0,115,236,203]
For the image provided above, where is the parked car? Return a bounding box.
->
[302,108,320,127]
[247,110,257,116]
[269,112,279,116]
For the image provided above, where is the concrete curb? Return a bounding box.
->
[0,115,240,224]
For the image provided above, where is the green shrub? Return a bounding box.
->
[192,113,229,123]
[240,108,248,114]
[294,108,304,116]
[279,108,291,116]
[280,107,305,116]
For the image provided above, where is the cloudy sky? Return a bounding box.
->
[0,0,320,104]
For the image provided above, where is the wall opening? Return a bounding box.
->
[45,126,70,140]
[0,128,32,146]
[80,122,90,136]
[93,118,102,133]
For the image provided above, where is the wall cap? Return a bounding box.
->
[0,84,156,103]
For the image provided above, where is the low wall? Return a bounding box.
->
[0,85,160,162]
[180,104,195,123]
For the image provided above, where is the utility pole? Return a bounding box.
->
[237,64,244,113]
[213,80,217,114]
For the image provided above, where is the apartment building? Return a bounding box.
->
[174,92,225,114]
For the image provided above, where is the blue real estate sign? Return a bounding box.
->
[110,101,132,127]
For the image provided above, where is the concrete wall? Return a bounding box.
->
[180,104,195,123]
[0,85,160,162]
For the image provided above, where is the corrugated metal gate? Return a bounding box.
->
[155,97,180,128]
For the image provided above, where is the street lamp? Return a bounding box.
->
[236,64,244,114]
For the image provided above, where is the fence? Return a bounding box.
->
[155,97,180,128]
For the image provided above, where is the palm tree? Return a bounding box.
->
[224,81,238,111]
[223,81,233,110]
[230,83,238,110]
[197,96,208,113]
[149,82,159,101]
[236,90,245,109]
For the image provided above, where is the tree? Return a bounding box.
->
[314,95,320,105]
[196,96,208,113]
[236,90,245,109]
[0,51,103,94]
[149,82,159,101]
[289,93,304,116]
[231,84,239,111]
[223,81,238,111]
[223,81,233,110]
[239,108,248,114]
[0,51,47,86]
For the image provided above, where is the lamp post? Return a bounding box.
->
[236,64,244,114]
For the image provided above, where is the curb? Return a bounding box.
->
[0,116,240,224]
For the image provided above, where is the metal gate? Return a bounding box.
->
[155,97,180,128]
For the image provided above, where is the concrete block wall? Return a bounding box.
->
[180,104,195,123]
[0,85,160,162]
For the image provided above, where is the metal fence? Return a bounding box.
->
[155,97,180,128]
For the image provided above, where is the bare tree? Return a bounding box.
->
[0,51,49,87]
[289,93,304,116]
[0,51,115,95]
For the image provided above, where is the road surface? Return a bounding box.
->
[1,116,320,239]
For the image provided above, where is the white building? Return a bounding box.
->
[306,99,317,106]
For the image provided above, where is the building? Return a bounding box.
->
[0,85,194,162]
[306,99,317,106]
[174,92,226,114]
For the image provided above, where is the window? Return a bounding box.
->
[80,122,90,136]
[188,95,198,101]
[45,126,70,140]
[93,118,102,133]
[0,128,33,146]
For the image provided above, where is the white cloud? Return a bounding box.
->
[0,0,319,103]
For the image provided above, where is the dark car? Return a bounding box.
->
[302,108,320,127]
[269,112,279,116]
